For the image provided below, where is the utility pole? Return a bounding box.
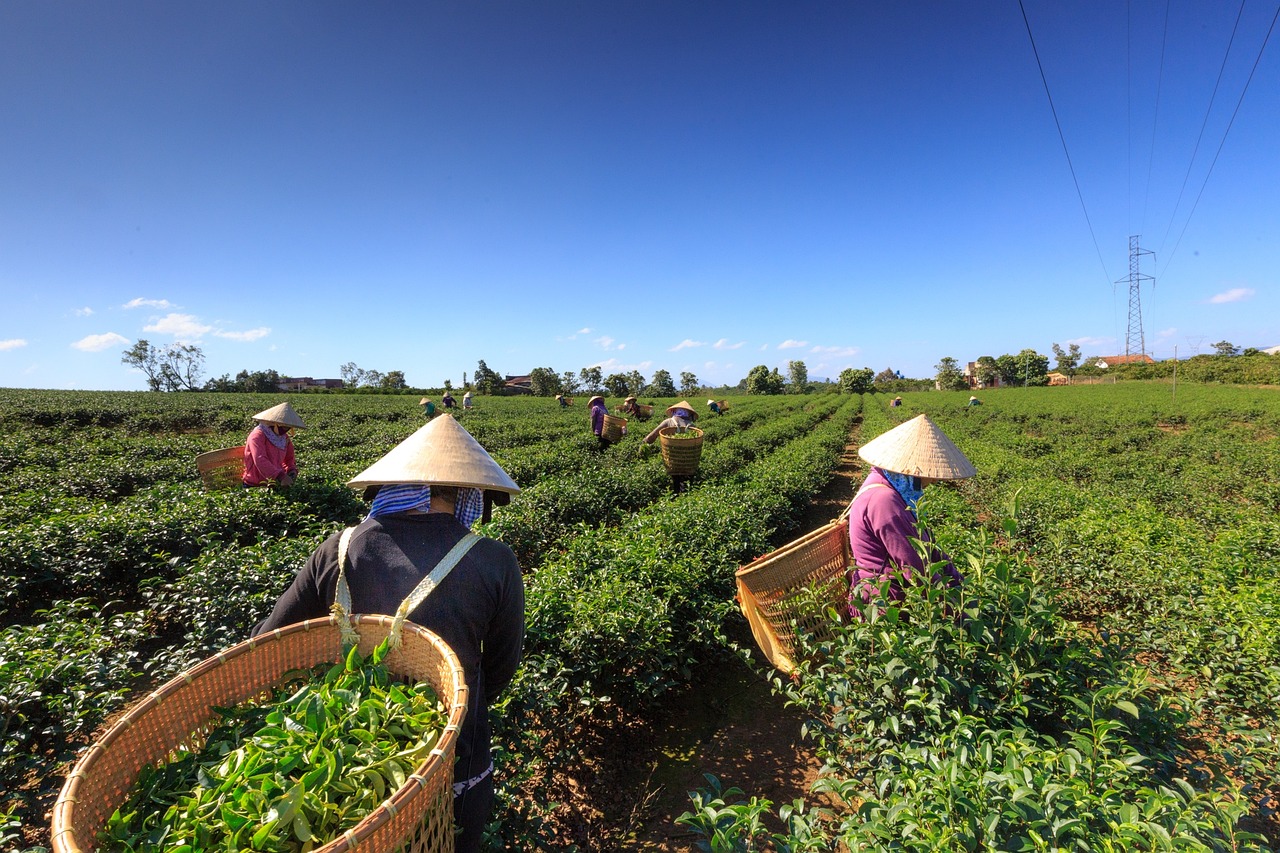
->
[1117,235,1155,358]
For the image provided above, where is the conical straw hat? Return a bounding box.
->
[252,402,307,429]
[347,414,520,493]
[857,414,975,479]
[665,400,699,420]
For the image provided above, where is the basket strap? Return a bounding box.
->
[388,532,481,649]
[332,526,360,648]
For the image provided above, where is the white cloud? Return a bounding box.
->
[1208,288,1254,304]
[1158,328,1177,338]
[144,313,213,338]
[557,327,594,343]
[214,327,271,342]
[1065,336,1111,347]
[670,339,706,351]
[713,339,744,350]
[0,338,29,351]
[778,339,808,349]
[123,297,174,310]
[809,345,860,357]
[617,343,626,350]
[594,335,617,350]
[592,357,652,374]
[578,327,591,335]
[71,332,129,352]
[74,307,94,317]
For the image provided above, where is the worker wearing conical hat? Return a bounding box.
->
[619,395,640,416]
[588,395,613,448]
[847,414,976,614]
[707,399,722,415]
[253,414,523,852]
[242,402,306,487]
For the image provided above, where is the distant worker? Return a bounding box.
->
[707,399,721,415]
[643,401,700,493]
[442,391,457,409]
[847,414,974,616]
[889,396,902,408]
[420,397,436,417]
[463,390,474,410]
[618,396,641,416]
[588,395,613,448]
[556,393,569,408]
[967,396,981,408]
[243,402,305,488]
[643,400,698,445]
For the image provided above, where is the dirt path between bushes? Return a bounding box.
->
[613,432,865,850]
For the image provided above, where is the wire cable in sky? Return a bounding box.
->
[1018,0,1112,287]
[1160,2,1278,279]
[1155,0,1246,260]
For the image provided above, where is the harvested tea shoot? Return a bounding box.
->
[101,638,447,853]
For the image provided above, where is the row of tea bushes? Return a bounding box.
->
[493,396,863,845]
[681,384,1278,849]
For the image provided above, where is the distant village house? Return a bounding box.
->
[276,377,345,391]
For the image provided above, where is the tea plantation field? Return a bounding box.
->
[2,384,1277,850]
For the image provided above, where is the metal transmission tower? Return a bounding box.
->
[1117,235,1155,358]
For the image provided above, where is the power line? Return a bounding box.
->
[1140,0,1172,235]
[1018,0,1111,286]
[1161,3,1279,278]
[1155,1,1247,260]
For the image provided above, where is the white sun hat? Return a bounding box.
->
[346,414,520,494]
[252,402,307,429]
[857,413,976,479]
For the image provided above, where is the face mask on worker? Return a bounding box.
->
[883,470,924,513]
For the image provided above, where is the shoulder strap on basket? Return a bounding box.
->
[388,532,481,648]
[331,526,360,648]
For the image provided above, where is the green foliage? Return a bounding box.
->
[933,356,967,391]
[839,367,874,394]
[745,365,785,395]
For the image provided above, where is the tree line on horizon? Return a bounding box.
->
[120,338,1280,395]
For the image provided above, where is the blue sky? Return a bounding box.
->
[2,1,1276,391]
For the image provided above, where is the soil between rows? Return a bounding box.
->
[597,435,865,850]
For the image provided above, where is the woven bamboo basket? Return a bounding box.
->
[601,413,627,443]
[194,445,245,490]
[635,403,654,420]
[51,615,468,853]
[658,426,703,476]
[735,516,851,673]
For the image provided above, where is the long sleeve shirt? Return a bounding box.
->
[590,403,606,435]
[643,415,691,444]
[242,427,296,486]
[848,467,959,605]
[252,513,525,785]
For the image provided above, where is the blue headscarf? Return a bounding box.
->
[881,469,924,514]
[367,484,485,528]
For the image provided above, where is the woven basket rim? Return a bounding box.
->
[51,614,467,853]
[657,425,703,438]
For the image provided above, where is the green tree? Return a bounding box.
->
[474,360,503,395]
[679,371,699,395]
[934,357,968,391]
[787,360,809,393]
[560,371,581,396]
[339,362,369,388]
[579,366,603,395]
[1051,343,1082,377]
[649,369,677,396]
[1016,348,1050,386]
[1213,340,1240,357]
[625,370,646,396]
[839,367,875,394]
[122,339,205,391]
[995,354,1021,386]
[604,373,630,398]
[745,365,785,395]
[380,370,408,391]
[973,356,999,387]
[529,367,562,397]
[873,367,897,387]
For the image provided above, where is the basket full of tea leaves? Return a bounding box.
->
[52,615,467,853]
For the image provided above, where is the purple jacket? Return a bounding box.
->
[848,468,960,607]
[590,401,607,435]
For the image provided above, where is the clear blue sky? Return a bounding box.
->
[2,1,1276,391]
